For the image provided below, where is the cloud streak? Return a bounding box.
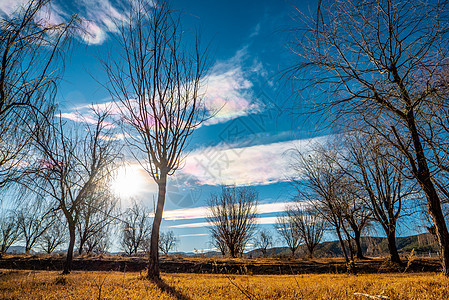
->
[0,0,126,45]
[169,216,281,229]
[179,135,329,186]
[163,201,298,221]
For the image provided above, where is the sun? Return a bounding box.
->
[111,165,146,198]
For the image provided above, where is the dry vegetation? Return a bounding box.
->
[0,269,449,299]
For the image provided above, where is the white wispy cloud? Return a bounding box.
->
[62,45,268,128]
[179,233,209,238]
[179,135,329,186]
[75,0,127,44]
[163,201,298,221]
[59,112,115,128]
[202,48,266,125]
[0,0,126,45]
[169,216,281,229]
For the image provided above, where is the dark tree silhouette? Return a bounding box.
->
[32,109,119,274]
[275,209,302,256]
[288,0,449,275]
[102,0,209,279]
[207,186,258,258]
[0,0,77,188]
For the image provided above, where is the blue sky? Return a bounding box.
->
[0,0,360,252]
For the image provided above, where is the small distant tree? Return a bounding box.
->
[158,231,178,256]
[77,189,118,255]
[292,206,326,258]
[207,186,258,258]
[121,201,152,256]
[0,210,21,256]
[85,225,111,255]
[253,229,273,257]
[16,197,55,254]
[39,216,66,254]
[275,209,302,256]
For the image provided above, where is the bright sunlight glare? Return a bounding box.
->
[111,165,147,198]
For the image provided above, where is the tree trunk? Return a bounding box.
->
[78,239,84,255]
[354,230,364,259]
[307,245,314,258]
[63,221,76,275]
[290,247,296,256]
[336,226,349,263]
[147,172,167,280]
[230,244,237,258]
[386,229,401,264]
[406,114,449,275]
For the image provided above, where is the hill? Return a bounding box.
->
[248,233,439,258]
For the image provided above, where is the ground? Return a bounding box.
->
[1,269,449,299]
[0,255,446,299]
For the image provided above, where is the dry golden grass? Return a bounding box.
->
[1,269,449,299]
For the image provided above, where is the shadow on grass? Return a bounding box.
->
[151,277,192,300]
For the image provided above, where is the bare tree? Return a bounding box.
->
[120,200,152,256]
[32,109,120,274]
[210,235,228,257]
[77,189,118,255]
[338,175,372,259]
[39,215,66,254]
[275,210,302,256]
[343,133,416,263]
[253,229,273,257]
[102,0,209,279]
[291,146,352,262]
[207,186,258,258]
[16,196,55,254]
[0,0,77,188]
[85,225,111,255]
[158,231,178,256]
[292,205,326,258]
[288,0,449,275]
[0,209,21,256]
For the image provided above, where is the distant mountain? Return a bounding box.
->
[247,233,439,258]
[7,246,26,254]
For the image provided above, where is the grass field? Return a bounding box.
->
[1,269,449,299]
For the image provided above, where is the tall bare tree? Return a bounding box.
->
[102,0,209,279]
[275,209,302,256]
[0,0,77,188]
[207,186,258,258]
[32,109,119,274]
[288,0,449,274]
[343,133,416,263]
[291,146,352,262]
